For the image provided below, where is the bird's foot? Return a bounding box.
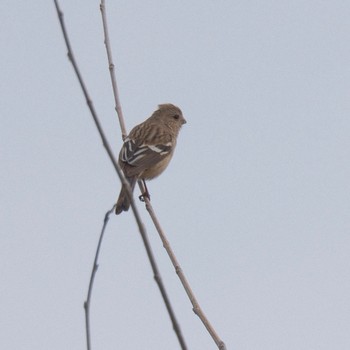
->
[139,191,150,202]
[139,179,150,202]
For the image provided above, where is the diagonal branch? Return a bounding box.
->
[98,0,227,348]
[138,182,227,350]
[53,0,124,185]
[53,1,188,350]
[99,1,188,349]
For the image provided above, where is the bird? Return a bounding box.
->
[115,103,186,214]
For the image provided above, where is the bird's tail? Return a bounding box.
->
[115,177,137,215]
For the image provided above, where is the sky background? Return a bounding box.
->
[1,1,350,349]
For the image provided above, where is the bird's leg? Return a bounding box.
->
[138,179,151,202]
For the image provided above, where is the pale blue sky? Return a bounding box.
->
[1,1,350,349]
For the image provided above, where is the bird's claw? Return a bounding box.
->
[139,191,150,202]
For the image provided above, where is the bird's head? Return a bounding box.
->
[154,103,186,131]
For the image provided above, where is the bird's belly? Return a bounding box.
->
[141,156,172,180]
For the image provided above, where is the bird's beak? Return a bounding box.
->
[182,117,187,125]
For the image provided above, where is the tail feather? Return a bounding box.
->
[115,177,137,215]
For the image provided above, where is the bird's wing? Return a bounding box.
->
[119,137,173,177]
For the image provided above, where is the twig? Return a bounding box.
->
[100,0,127,140]
[53,0,124,184]
[53,2,188,350]
[84,205,115,350]
[138,181,227,350]
[99,2,188,349]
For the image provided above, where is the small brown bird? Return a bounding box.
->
[115,103,186,214]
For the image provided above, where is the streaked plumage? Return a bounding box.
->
[115,104,186,214]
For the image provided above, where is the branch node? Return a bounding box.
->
[219,341,227,350]
[153,273,162,284]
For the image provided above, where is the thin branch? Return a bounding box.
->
[84,205,115,350]
[100,0,127,139]
[53,2,188,350]
[99,2,188,349]
[99,0,227,347]
[53,0,137,212]
[137,183,227,350]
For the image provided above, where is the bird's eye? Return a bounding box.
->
[173,114,180,120]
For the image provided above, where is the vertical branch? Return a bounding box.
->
[84,205,115,350]
[138,182,227,350]
[100,0,127,140]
